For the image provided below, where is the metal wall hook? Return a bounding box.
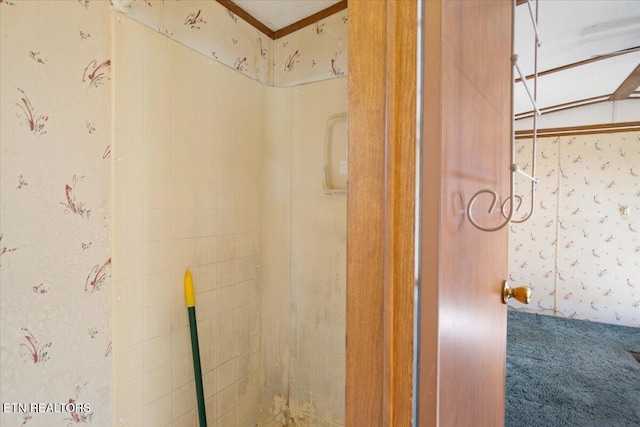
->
[466,0,541,233]
[501,194,523,219]
[467,188,515,232]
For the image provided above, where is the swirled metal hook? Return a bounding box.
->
[501,194,523,220]
[466,0,541,232]
[467,188,515,232]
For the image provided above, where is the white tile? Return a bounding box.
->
[129,310,144,346]
[196,121,218,156]
[144,364,172,404]
[217,261,236,288]
[145,176,172,209]
[215,310,235,338]
[216,209,237,235]
[236,329,250,355]
[217,359,235,391]
[217,184,237,210]
[172,355,194,390]
[172,179,196,210]
[144,302,172,339]
[171,299,189,334]
[196,263,217,292]
[196,181,217,210]
[216,235,236,261]
[235,258,253,283]
[216,335,237,364]
[128,409,144,427]
[234,352,250,381]
[197,95,219,125]
[171,318,190,350]
[195,209,217,236]
[144,271,172,307]
[128,376,145,414]
[216,283,237,311]
[235,234,252,258]
[145,209,172,241]
[172,409,196,427]
[203,369,217,400]
[144,393,171,427]
[219,98,239,132]
[196,236,217,266]
[204,395,217,426]
[129,343,145,379]
[216,385,236,420]
[197,290,215,320]
[172,382,196,419]
[200,343,217,375]
[145,240,172,275]
[196,153,217,182]
[144,334,172,373]
[198,60,219,101]
[216,154,238,183]
[218,131,238,160]
[172,237,196,270]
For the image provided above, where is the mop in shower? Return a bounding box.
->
[184,269,207,426]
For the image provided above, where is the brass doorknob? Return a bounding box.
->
[502,281,531,304]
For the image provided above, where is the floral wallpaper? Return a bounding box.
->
[115,0,273,84]
[274,9,348,87]
[0,1,112,426]
[116,0,349,87]
[509,131,640,327]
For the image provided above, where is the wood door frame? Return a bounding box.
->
[347,1,512,426]
[346,1,417,426]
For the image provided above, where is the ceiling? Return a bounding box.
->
[227,0,639,118]
[513,0,640,117]
[232,0,341,31]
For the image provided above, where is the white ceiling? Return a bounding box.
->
[513,0,640,116]
[232,0,341,31]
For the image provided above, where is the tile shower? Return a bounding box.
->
[112,15,347,427]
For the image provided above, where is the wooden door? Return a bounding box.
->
[419,0,512,426]
[346,0,512,426]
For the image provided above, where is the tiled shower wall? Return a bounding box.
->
[112,15,347,427]
[260,78,348,427]
[509,131,640,327]
[112,16,261,426]
[289,78,347,426]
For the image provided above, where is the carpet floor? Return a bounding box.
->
[506,310,640,427]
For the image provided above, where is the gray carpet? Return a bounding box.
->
[506,310,640,427]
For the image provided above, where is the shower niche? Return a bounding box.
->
[323,113,348,194]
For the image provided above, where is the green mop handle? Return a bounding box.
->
[184,269,207,426]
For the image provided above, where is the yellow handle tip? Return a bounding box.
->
[184,269,195,307]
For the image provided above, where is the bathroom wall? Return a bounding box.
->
[0,1,113,426]
[509,131,640,327]
[111,15,261,426]
[274,9,348,87]
[259,77,348,427]
[289,78,347,426]
[260,85,293,426]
